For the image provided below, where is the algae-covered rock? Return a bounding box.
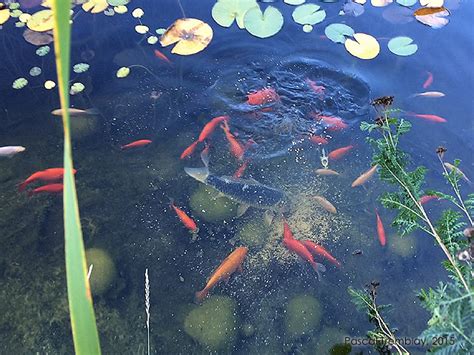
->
[54,115,99,141]
[315,327,348,354]
[85,248,116,295]
[184,295,238,351]
[284,294,322,339]
[388,234,416,258]
[189,185,237,223]
[236,218,269,247]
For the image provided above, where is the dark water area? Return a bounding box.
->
[0,0,473,354]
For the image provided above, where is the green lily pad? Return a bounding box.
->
[387,36,418,56]
[212,0,259,29]
[324,23,354,44]
[116,67,130,78]
[107,0,130,5]
[12,77,28,89]
[156,28,166,35]
[36,45,50,56]
[70,82,85,95]
[303,24,313,32]
[396,0,417,6]
[73,63,90,73]
[292,4,326,25]
[29,66,42,76]
[284,0,306,5]
[243,6,284,38]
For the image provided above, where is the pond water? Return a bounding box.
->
[0,0,472,354]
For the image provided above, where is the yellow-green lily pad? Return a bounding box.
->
[292,4,326,25]
[243,6,284,38]
[212,0,259,29]
[12,77,28,89]
[116,66,130,78]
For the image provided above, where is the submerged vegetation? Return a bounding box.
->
[350,98,473,354]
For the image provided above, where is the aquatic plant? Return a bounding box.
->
[355,98,473,353]
[51,0,100,353]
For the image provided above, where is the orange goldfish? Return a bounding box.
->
[301,240,341,268]
[419,195,439,205]
[312,195,337,214]
[19,168,75,192]
[423,71,433,89]
[221,120,245,160]
[283,236,326,278]
[154,49,172,65]
[407,112,447,123]
[309,135,329,145]
[195,246,248,302]
[315,168,339,176]
[246,87,280,105]
[375,210,386,247]
[170,199,199,235]
[198,115,229,142]
[27,183,64,197]
[328,145,354,160]
[180,141,199,159]
[305,78,325,95]
[233,159,250,178]
[121,139,152,150]
[311,112,348,131]
[351,164,378,187]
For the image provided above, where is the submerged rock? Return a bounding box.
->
[388,234,417,258]
[85,248,116,295]
[236,218,269,247]
[189,185,237,223]
[284,294,322,339]
[184,295,238,351]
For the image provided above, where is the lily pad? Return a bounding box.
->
[114,5,128,14]
[70,82,85,95]
[107,0,129,5]
[15,21,25,28]
[12,77,28,89]
[420,0,444,7]
[156,28,166,35]
[344,32,380,59]
[116,67,130,78]
[383,5,414,24]
[244,6,284,38]
[135,24,149,34]
[27,9,53,32]
[131,7,144,18]
[414,6,449,29]
[302,24,313,32]
[10,9,23,18]
[160,18,213,55]
[36,45,50,56]
[73,63,90,73]
[324,23,354,44]
[147,35,158,44]
[23,29,53,45]
[396,0,417,6]
[388,36,418,56]
[82,0,108,14]
[0,8,10,26]
[211,0,259,29]
[29,66,42,76]
[292,4,326,25]
[284,0,306,5]
[44,80,56,89]
[19,13,31,23]
[341,1,364,17]
[371,0,393,6]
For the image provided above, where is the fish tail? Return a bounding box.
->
[85,108,100,115]
[195,289,209,303]
[18,181,28,192]
[311,262,326,280]
[27,190,35,198]
[184,166,209,183]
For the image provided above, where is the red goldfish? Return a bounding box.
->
[19,168,76,192]
[195,246,248,302]
[170,199,199,235]
[351,164,378,187]
[423,71,433,89]
[283,220,295,240]
[301,240,341,268]
[305,78,325,95]
[406,112,447,123]
[419,195,439,205]
[309,135,329,145]
[27,183,64,197]
[154,49,172,65]
[180,141,199,159]
[198,115,229,142]
[246,87,280,105]
[312,195,337,214]
[311,112,348,131]
[221,120,245,160]
[375,210,386,247]
[233,159,250,178]
[121,139,152,150]
[328,145,354,160]
[283,237,326,278]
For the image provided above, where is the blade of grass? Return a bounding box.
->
[51,1,101,353]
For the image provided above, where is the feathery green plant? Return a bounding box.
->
[51,1,101,353]
[352,97,473,354]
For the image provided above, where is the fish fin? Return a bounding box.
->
[236,204,250,218]
[237,264,243,273]
[184,166,209,183]
[195,289,209,303]
[264,210,275,226]
[18,181,28,192]
[311,262,326,280]
[85,108,100,115]
[200,148,210,168]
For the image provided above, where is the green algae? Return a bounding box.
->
[236,218,269,247]
[189,185,238,223]
[284,294,322,339]
[85,248,117,295]
[388,234,417,258]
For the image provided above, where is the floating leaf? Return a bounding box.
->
[44,80,56,89]
[73,63,90,73]
[12,77,28,89]
[15,21,25,27]
[211,0,259,29]
[135,24,149,34]
[156,28,166,35]
[23,28,53,45]
[10,9,23,18]
[396,0,417,6]
[82,0,108,14]
[131,7,144,18]
[36,45,50,56]
[9,2,21,9]
[116,66,130,78]
[383,5,414,23]
[0,8,10,25]
[104,8,115,16]
[292,4,326,25]
[160,18,213,55]
[302,24,313,32]
[107,0,129,5]
[341,1,365,17]
[354,0,367,3]
[414,6,449,28]
[147,35,158,44]
[70,82,85,95]
[325,23,354,44]
[284,0,306,5]
[19,13,32,23]
[388,36,418,56]
[29,66,42,76]
[27,9,54,32]
[244,6,284,38]
[420,0,444,7]
[114,5,127,14]
[371,0,393,6]
[344,32,380,59]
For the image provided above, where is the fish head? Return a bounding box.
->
[16,146,26,153]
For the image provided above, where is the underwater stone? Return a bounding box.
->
[54,115,99,141]
[189,185,237,223]
[284,294,322,339]
[184,295,238,351]
[85,248,117,295]
[388,234,416,258]
[236,218,269,247]
[240,323,255,338]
